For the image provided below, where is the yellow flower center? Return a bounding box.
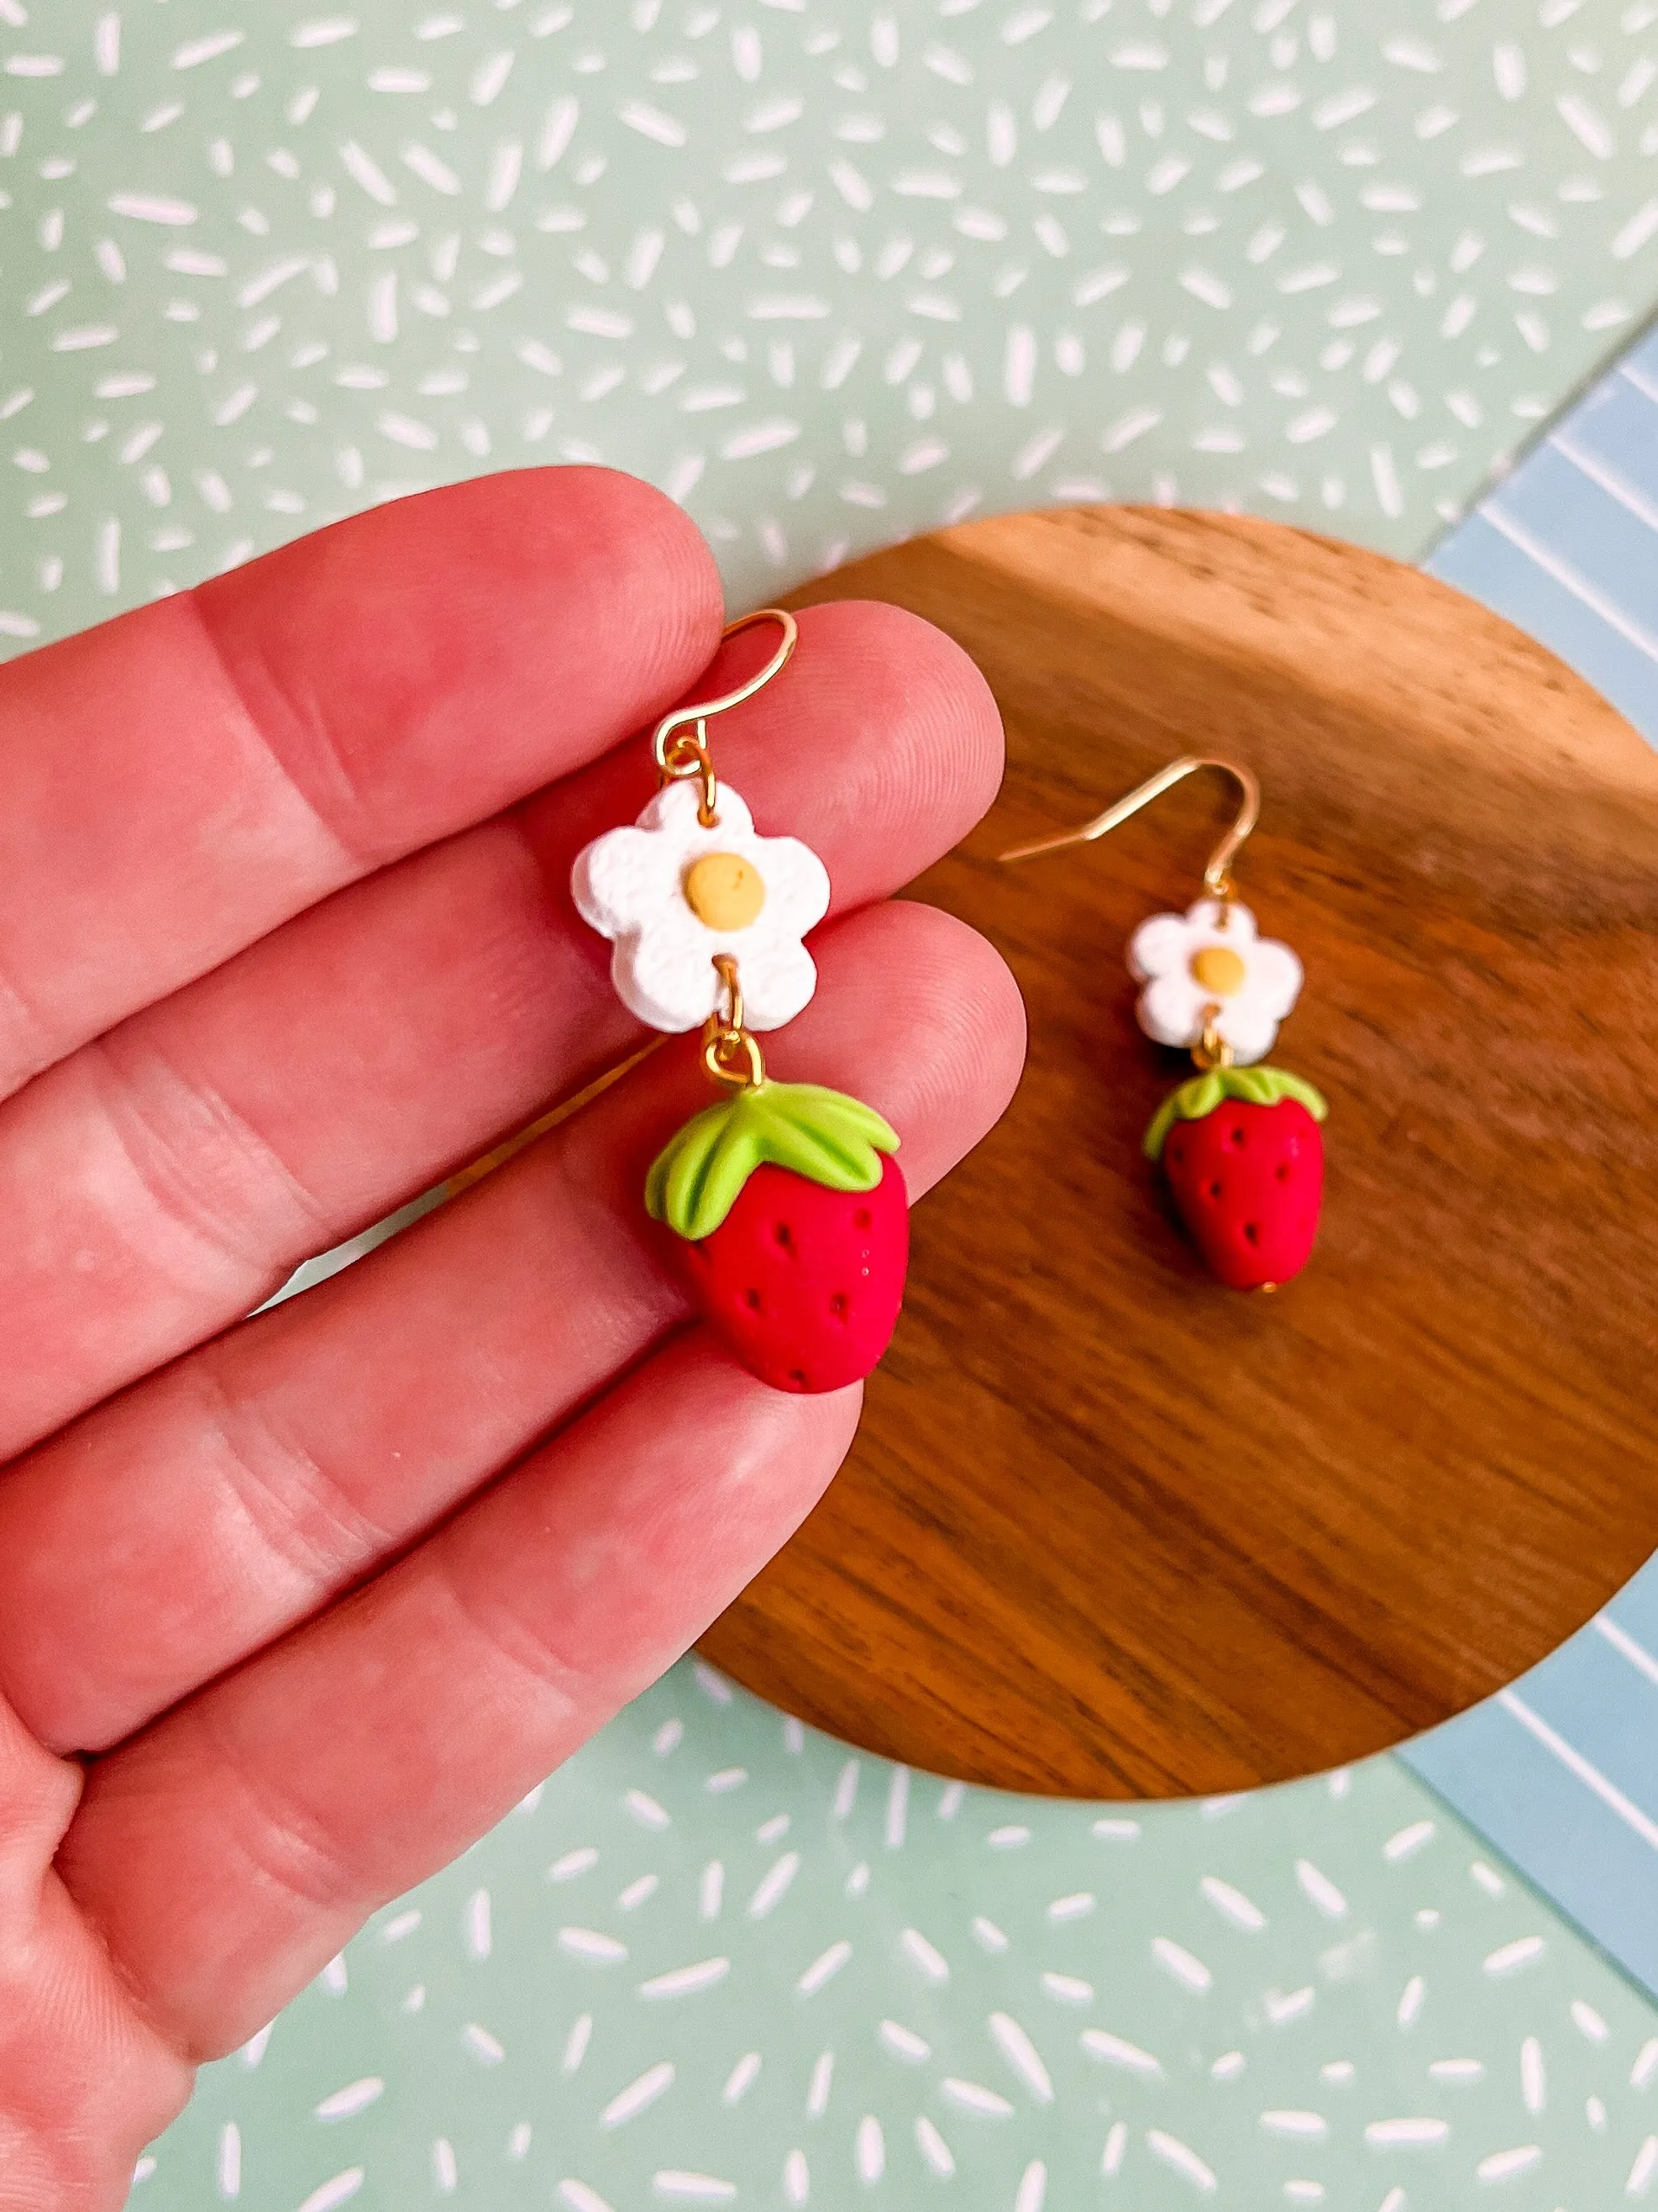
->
[684,850,766,931]
[1190,944,1247,997]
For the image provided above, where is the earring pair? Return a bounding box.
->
[1004,756,1328,1293]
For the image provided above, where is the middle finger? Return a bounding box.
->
[0,599,1001,1459]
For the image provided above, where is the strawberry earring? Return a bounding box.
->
[572,609,909,1390]
[1005,755,1328,1290]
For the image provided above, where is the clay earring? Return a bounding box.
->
[572,609,909,1390]
[1004,755,1327,1290]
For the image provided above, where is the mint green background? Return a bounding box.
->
[0,2,1653,2203]
[143,1670,1658,2210]
[2,0,1656,649]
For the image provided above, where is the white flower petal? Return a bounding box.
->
[638,777,757,847]
[737,936,819,1032]
[1215,990,1281,1066]
[1246,937,1303,1019]
[1126,912,1190,983]
[626,920,726,1032]
[571,822,669,938]
[756,834,831,935]
[1138,969,1205,1049]
[1187,896,1258,943]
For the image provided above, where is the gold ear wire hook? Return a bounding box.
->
[653,607,799,828]
[999,754,1261,901]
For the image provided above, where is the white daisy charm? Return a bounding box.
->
[572,777,831,1033]
[1127,897,1303,1066]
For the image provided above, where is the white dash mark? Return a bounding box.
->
[108,192,197,225]
[601,2062,674,2129]
[1152,1936,1212,1993]
[832,1761,859,1820]
[95,13,120,72]
[1201,1876,1266,1931]
[1521,2035,1545,2114]
[1632,2038,1658,2090]
[1365,2117,1449,2146]
[879,2019,931,2062]
[174,31,245,70]
[1295,1860,1348,1918]
[1572,1999,1610,2044]
[1102,2120,1127,2173]
[855,2115,884,2182]
[292,18,360,48]
[972,1917,1008,1952]
[1397,1974,1425,2028]
[1484,1936,1545,1978]
[558,1928,627,1963]
[1476,2146,1541,2182]
[433,2140,456,2194]
[338,143,396,206]
[1092,1816,1141,1841]
[1146,2129,1217,2192]
[1015,2160,1047,2212]
[916,2116,954,2177]
[1047,1892,1095,1923]
[1042,1973,1093,2004]
[1083,2028,1163,2078]
[748,1852,800,1920]
[723,2053,761,2104]
[990,2013,1053,2104]
[1005,324,1036,405]
[783,2149,807,2207]
[240,2025,275,2068]
[806,2052,833,2118]
[296,2178,365,2212]
[626,1790,670,1831]
[901,1927,950,1983]
[1629,2136,1658,2195]
[1383,1821,1435,1863]
[1213,2052,1246,2080]
[700,1862,724,1921]
[652,2176,736,2204]
[937,1781,965,1821]
[619,101,687,149]
[557,2186,613,2212]
[1262,2110,1328,2139]
[466,1889,491,1960]
[942,2078,1014,2118]
[549,1848,598,1884]
[796,1941,851,1996]
[884,1766,909,1848]
[94,517,120,595]
[989,1824,1031,1849]
[315,2078,385,2120]
[218,2122,240,2199]
[638,1959,729,2000]
[563,2015,592,2075]
[1266,1986,1316,2025]
[461,2023,504,2065]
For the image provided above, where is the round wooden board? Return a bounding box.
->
[697,506,1658,1800]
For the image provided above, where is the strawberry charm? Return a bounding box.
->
[1003,752,1330,1291]
[647,1079,908,1391]
[1145,1067,1327,1290]
[572,607,911,1390]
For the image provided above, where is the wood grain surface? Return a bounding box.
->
[697,506,1658,1799]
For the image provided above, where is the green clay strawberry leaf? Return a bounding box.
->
[646,1081,900,1242]
[1143,1064,1328,1162]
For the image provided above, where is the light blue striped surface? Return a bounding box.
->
[1406,317,1658,1999]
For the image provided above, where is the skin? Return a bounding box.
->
[0,467,1025,2208]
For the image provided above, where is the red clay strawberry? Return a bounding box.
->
[1144,1066,1327,1290]
[646,1082,908,1392]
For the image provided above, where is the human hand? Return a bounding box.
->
[0,470,1022,2207]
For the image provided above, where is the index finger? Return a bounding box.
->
[0,466,721,1100]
